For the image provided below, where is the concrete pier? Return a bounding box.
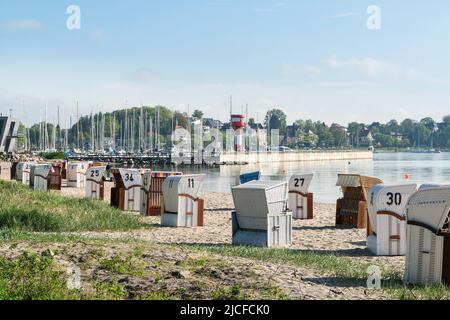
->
[219,150,373,164]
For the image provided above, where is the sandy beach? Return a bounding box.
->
[60,185,405,270]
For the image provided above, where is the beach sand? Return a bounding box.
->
[59,185,405,270]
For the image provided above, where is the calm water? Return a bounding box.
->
[172,152,450,204]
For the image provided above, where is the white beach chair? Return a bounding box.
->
[161,174,205,227]
[16,162,35,186]
[33,164,52,191]
[110,168,142,212]
[367,184,417,256]
[0,162,12,180]
[231,181,292,247]
[288,173,314,219]
[85,166,107,200]
[404,187,450,285]
[67,162,89,188]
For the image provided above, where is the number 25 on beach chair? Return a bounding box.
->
[85,166,107,200]
[110,168,142,212]
[160,174,206,227]
[288,173,314,220]
[367,184,417,256]
[404,187,450,285]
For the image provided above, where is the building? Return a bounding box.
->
[0,116,20,154]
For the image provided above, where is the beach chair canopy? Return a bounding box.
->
[239,171,261,184]
[67,162,89,174]
[419,184,450,191]
[406,187,450,234]
[368,184,417,232]
[142,171,153,192]
[163,174,205,213]
[232,181,288,230]
[112,168,142,190]
[86,166,107,183]
[336,173,383,201]
[33,164,52,179]
[288,173,314,195]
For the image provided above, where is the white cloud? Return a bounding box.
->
[305,66,321,77]
[0,19,43,30]
[332,12,361,19]
[123,68,164,84]
[326,55,417,80]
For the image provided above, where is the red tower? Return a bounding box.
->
[231,114,246,151]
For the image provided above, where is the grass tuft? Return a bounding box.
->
[0,180,146,232]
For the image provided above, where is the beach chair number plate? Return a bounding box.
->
[124,173,135,182]
[294,178,305,187]
[386,192,402,206]
[90,170,101,178]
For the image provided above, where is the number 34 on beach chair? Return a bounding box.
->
[288,173,314,220]
[160,174,206,228]
[110,168,142,212]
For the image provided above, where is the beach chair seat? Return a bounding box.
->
[288,173,314,220]
[85,166,106,200]
[231,181,292,247]
[335,174,383,229]
[161,174,205,227]
[110,168,142,212]
[367,184,417,256]
[48,164,62,190]
[404,187,450,285]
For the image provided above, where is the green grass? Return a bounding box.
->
[100,254,146,276]
[389,284,450,300]
[0,252,80,300]
[0,180,146,232]
[40,151,65,160]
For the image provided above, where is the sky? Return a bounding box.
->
[0,0,449,128]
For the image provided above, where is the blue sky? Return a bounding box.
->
[0,0,449,127]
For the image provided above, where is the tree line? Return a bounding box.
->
[16,105,450,151]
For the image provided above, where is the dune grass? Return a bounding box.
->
[0,180,146,232]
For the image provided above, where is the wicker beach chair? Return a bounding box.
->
[336,174,383,229]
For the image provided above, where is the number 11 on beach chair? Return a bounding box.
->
[160,174,206,227]
[367,184,417,256]
[85,166,107,200]
[288,173,314,219]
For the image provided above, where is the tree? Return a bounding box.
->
[192,110,204,120]
[265,109,287,142]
